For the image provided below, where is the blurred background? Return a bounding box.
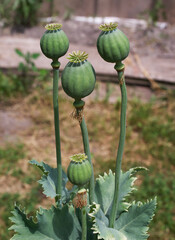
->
[0,0,175,239]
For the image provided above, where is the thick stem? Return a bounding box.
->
[52,61,62,200]
[109,64,127,228]
[80,116,95,204]
[81,206,87,240]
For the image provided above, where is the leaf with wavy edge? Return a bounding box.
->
[89,203,127,240]
[9,204,81,240]
[94,167,146,217]
[115,198,157,240]
[30,160,71,201]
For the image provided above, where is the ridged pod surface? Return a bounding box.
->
[67,154,92,186]
[97,22,130,63]
[61,51,96,101]
[40,23,69,60]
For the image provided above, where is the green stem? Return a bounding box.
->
[109,64,127,228]
[80,116,95,204]
[81,206,87,240]
[52,61,62,200]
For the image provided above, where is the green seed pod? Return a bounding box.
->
[67,153,92,186]
[97,22,130,63]
[40,23,69,61]
[61,51,96,102]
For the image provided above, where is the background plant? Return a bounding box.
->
[0,0,13,27]
[13,0,43,27]
[142,0,167,25]
[0,49,49,100]
[15,48,40,92]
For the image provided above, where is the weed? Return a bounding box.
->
[0,50,50,100]
[13,0,42,27]
[148,0,166,25]
[0,144,25,175]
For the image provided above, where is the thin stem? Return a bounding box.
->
[52,63,62,200]
[80,117,95,204]
[81,206,87,240]
[109,66,127,228]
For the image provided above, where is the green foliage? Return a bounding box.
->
[90,204,127,240]
[0,0,43,28]
[148,0,166,25]
[0,143,44,239]
[91,170,156,239]
[0,185,43,240]
[15,49,51,93]
[89,198,156,240]
[13,0,43,27]
[129,171,175,238]
[128,98,175,166]
[0,144,25,175]
[10,204,81,240]
[94,168,146,217]
[30,160,71,201]
[2,92,173,239]
[94,95,175,239]
[15,48,40,74]
[115,199,157,240]
[0,50,50,100]
[9,166,156,239]
[0,71,16,99]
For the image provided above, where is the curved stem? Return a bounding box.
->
[52,62,62,200]
[80,117,95,204]
[81,206,87,240]
[109,65,127,228]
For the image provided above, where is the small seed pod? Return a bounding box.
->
[40,23,69,61]
[72,188,87,209]
[67,153,92,186]
[61,51,96,103]
[97,22,130,63]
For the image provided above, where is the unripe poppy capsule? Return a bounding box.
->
[40,23,69,61]
[67,153,92,186]
[97,22,130,63]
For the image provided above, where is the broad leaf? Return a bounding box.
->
[30,160,69,201]
[9,204,81,240]
[94,167,146,216]
[114,198,157,240]
[89,204,127,240]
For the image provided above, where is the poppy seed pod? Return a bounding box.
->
[97,22,130,63]
[40,23,69,61]
[61,51,96,102]
[67,153,92,186]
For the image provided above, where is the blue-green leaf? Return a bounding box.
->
[9,204,81,240]
[30,160,69,200]
[89,203,127,240]
[94,167,146,217]
[114,198,157,240]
